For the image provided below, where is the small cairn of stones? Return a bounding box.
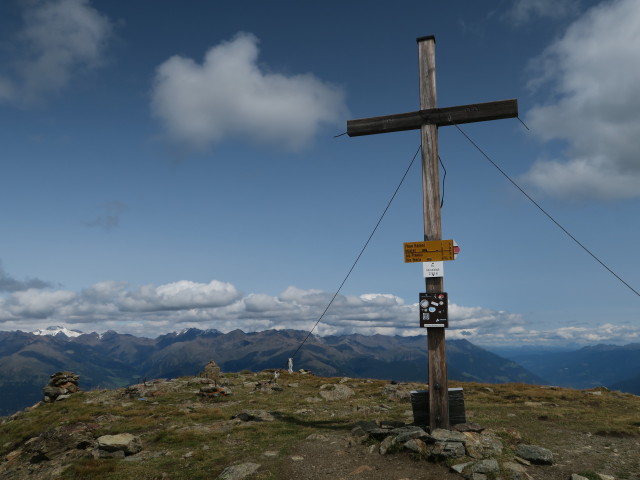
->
[42,371,80,403]
[201,360,221,384]
[123,385,143,399]
[197,360,232,400]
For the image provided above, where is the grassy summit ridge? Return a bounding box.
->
[1,371,639,479]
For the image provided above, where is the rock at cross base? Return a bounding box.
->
[403,438,428,455]
[515,444,554,465]
[471,458,499,474]
[453,422,484,433]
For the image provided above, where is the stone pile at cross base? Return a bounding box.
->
[42,371,80,403]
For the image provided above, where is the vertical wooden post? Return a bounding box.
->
[347,35,516,430]
[417,35,449,431]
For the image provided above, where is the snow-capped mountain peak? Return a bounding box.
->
[31,325,83,338]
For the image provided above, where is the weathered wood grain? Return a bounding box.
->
[418,36,450,432]
[347,99,518,137]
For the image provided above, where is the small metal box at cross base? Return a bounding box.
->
[410,388,466,427]
[419,292,448,328]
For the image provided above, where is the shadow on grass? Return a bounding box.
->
[271,412,357,432]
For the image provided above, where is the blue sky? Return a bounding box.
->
[0,0,638,346]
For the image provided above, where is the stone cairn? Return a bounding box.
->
[42,371,80,403]
[201,360,221,384]
[197,360,231,399]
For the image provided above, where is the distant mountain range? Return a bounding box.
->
[1,327,638,417]
[496,343,640,394]
[0,327,543,416]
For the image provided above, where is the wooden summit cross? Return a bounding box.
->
[347,36,518,431]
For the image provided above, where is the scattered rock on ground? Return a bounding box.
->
[95,433,142,458]
[198,385,232,400]
[319,383,355,401]
[383,384,412,402]
[253,381,282,393]
[217,462,261,480]
[515,444,554,465]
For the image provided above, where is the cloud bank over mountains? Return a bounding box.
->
[151,32,348,152]
[524,0,640,199]
[0,269,636,346]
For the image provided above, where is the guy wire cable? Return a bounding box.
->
[288,144,422,362]
[453,122,639,297]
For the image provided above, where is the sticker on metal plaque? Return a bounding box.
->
[419,292,448,328]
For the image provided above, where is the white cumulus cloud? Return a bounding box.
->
[118,280,242,312]
[151,32,348,152]
[1,279,637,346]
[0,0,113,105]
[2,289,76,320]
[0,280,525,339]
[524,0,640,199]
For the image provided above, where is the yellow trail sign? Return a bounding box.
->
[404,240,455,263]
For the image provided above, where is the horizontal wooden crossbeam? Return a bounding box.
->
[347,99,518,137]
